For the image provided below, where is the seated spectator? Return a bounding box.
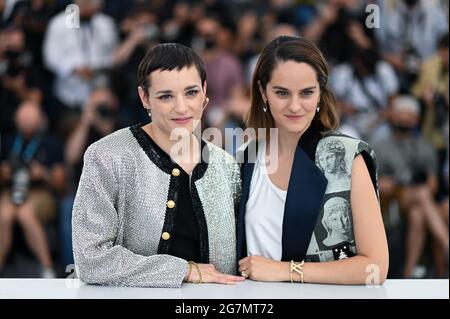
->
[0,101,65,278]
[373,95,449,278]
[412,34,449,203]
[434,142,449,278]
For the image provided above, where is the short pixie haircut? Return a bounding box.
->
[137,43,207,96]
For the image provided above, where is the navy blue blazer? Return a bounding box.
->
[236,120,329,265]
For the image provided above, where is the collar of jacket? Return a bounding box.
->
[130,123,209,182]
[237,119,329,263]
[130,123,210,263]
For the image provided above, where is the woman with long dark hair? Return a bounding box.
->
[237,36,389,284]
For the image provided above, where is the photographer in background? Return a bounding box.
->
[373,95,449,278]
[43,0,118,135]
[0,25,43,135]
[0,101,65,278]
[110,3,160,126]
[191,13,245,130]
[65,86,120,182]
[60,86,120,268]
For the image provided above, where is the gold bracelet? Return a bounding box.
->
[186,262,193,282]
[290,260,305,283]
[188,261,203,284]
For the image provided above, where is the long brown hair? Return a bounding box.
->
[246,36,339,139]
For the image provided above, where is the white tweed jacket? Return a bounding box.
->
[72,124,240,288]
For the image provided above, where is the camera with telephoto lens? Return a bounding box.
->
[10,156,31,205]
[410,168,428,186]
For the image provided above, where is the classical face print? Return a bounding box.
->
[306,136,379,262]
[317,139,348,176]
[325,205,351,234]
[319,152,337,174]
[321,197,352,247]
[316,137,354,194]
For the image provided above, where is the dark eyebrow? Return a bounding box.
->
[156,90,173,95]
[271,85,317,91]
[301,86,317,91]
[155,85,200,95]
[272,85,289,90]
[185,85,200,91]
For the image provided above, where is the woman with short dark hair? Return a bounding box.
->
[72,43,244,287]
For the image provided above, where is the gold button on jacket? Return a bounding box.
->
[172,168,180,177]
[166,200,175,209]
[161,232,171,240]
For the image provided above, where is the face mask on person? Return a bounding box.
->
[404,0,419,7]
[204,36,217,50]
[391,123,414,134]
[80,14,94,24]
[5,49,22,61]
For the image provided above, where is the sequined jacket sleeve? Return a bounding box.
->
[72,144,189,288]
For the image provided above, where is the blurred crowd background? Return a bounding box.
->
[0,0,448,280]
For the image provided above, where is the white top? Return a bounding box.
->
[0,279,448,299]
[245,141,287,261]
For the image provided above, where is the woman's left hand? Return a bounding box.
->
[238,256,288,282]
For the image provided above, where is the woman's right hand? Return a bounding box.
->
[185,263,245,285]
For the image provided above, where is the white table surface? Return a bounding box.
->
[0,279,448,299]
